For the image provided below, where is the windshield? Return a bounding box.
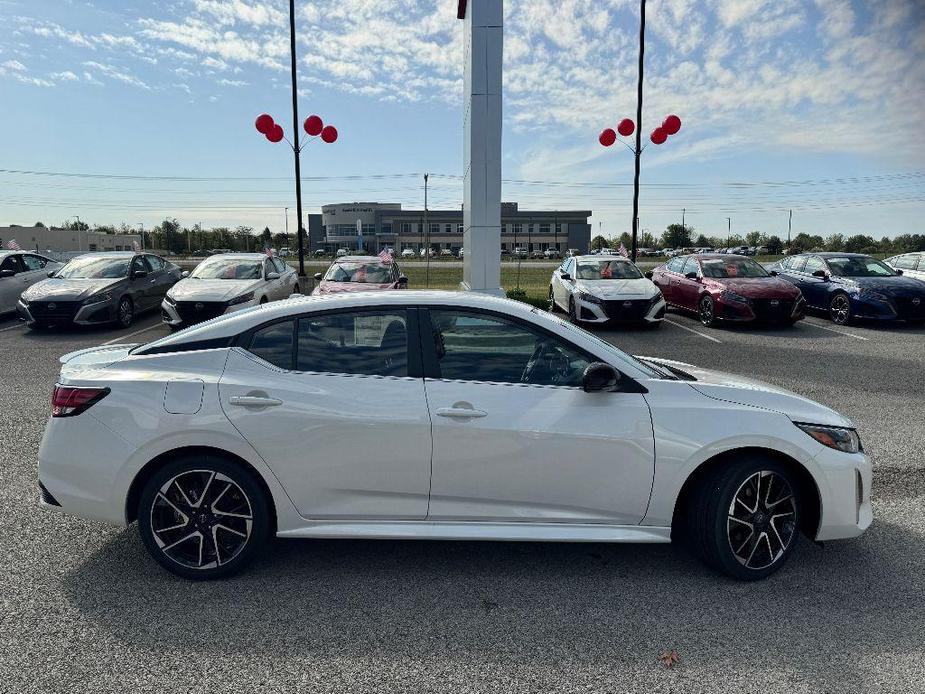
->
[324,261,394,283]
[192,258,262,280]
[700,258,769,278]
[575,259,642,280]
[55,256,129,279]
[826,256,895,278]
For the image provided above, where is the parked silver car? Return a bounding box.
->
[0,251,62,316]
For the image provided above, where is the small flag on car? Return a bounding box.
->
[618,242,629,258]
[6,239,21,250]
[378,249,393,264]
[264,246,274,257]
[132,240,141,252]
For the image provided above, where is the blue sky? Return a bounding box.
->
[0,0,923,240]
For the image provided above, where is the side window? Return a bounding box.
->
[803,256,825,275]
[273,258,287,274]
[680,257,698,276]
[0,255,24,274]
[297,310,408,377]
[263,259,274,278]
[917,255,925,271]
[666,257,684,273]
[789,256,807,273]
[131,256,152,275]
[247,320,295,369]
[21,254,47,271]
[429,310,592,387]
[147,255,165,271]
[891,255,916,270]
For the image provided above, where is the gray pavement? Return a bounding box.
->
[0,305,923,693]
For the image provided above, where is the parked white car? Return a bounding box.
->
[40,291,870,581]
[400,248,416,259]
[549,255,665,325]
[161,253,299,330]
[0,250,62,315]
[885,252,925,282]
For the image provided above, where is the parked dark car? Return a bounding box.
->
[769,252,925,325]
[650,254,805,327]
[17,252,182,329]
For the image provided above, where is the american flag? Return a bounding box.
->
[131,240,141,252]
[618,242,629,258]
[264,246,274,257]
[377,248,393,264]
[5,239,21,251]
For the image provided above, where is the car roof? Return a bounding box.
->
[573,254,632,261]
[696,253,750,260]
[800,252,868,257]
[334,255,390,263]
[199,253,268,261]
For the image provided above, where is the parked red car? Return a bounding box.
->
[650,254,805,327]
[312,255,408,295]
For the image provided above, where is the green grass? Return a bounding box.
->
[401,264,553,301]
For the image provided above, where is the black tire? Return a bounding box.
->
[116,296,134,328]
[684,456,801,581]
[698,294,716,327]
[292,284,300,295]
[548,286,559,313]
[568,296,578,324]
[168,323,183,333]
[259,296,268,305]
[829,292,851,325]
[137,455,271,580]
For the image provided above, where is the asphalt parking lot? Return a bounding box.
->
[1,305,923,693]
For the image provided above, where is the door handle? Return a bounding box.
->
[149,278,157,283]
[436,406,487,419]
[229,395,283,408]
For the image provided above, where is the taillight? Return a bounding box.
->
[51,385,110,417]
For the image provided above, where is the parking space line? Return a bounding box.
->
[101,322,165,346]
[664,319,722,343]
[802,320,869,341]
[0,322,26,333]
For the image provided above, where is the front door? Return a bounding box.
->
[798,256,829,309]
[422,308,655,524]
[673,257,702,311]
[0,254,26,313]
[220,308,433,519]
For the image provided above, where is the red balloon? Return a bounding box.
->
[617,118,635,137]
[304,115,324,136]
[255,113,274,134]
[599,128,617,147]
[266,124,284,143]
[321,125,338,143]
[650,127,667,145]
[662,114,682,135]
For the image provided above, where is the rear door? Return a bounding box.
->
[421,308,655,524]
[220,308,433,519]
[144,254,174,303]
[799,256,830,308]
[129,255,155,310]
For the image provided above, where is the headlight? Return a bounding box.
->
[720,289,750,304]
[649,293,664,307]
[577,291,602,305]
[228,291,255,306]
[795,423,861,454]
[82,292,112,306]
[164,295,177,306]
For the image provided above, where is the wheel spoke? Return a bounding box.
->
[726,469,797,571]
[159,530,200,553]
[766,493,793,508]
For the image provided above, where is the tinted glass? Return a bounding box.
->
[666,257,684,272]
[147,255,165,271]
[827,256,894,277]
[248,320,294,369]
[297,311,408,377]
[803,256,826,274]
[0,255,23,274]
[21,255,47,271]
[192,258,262,279]
[131,256,152,274]
[324,261,395,284]
[788,256,807,273]
[680,257,698,275]
[56,256,130,279]
[429,310,591,387]
[575,259,642,280]
[700,257,769,278]
[273,258,287,273]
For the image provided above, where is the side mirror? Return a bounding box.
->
[132,270,148,279]
[313,272,323,281]
[397,275,408,288]
[0,269,14,279]
[812,269,828,280]
[180,270,190,278]
[685,271,698,280]
[266,272,280,281]
[895,269,903,276]
[47,270,57,278]
[769,270,778,276]
[582,362,621,393]
[644,271,653,280]
[560,272,572,281]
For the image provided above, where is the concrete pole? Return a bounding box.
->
[458,0,503,294]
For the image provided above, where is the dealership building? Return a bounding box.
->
[0,225,141,254]
[314,202,592,255]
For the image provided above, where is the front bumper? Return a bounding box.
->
[17,298,117,326]
[575,295,666,324]
[715,295,805,323]
[161,297,258,326]
[850,293,925,322]
[812,446,872,541]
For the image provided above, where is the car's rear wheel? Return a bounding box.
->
[829,293,851,325]
[698,294,716,327]
[548,287,558,313]
[117,296,134,328]
[137,455,271,580]
[685,457,800,581]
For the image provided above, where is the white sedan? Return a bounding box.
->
[39,291,871,581]
[549,255,666,325]
[0,250,62,315]
[161,253,299,330]
[884,252,925,282]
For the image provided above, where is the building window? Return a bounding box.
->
[457,224,464,233]
[539,224,550,235]
[401,222,412,234]
[512,223,522,236]
[381,223,392,235]
[429,223,440,236]
[445,224,452,234]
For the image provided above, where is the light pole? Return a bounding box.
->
[424,173,430,288]
[787,209,792,246]
[726,217,732,244]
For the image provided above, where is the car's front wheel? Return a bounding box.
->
[137,455,271,580]
[684,457,801,581]
[698,294,716,327]
[548,286,558,313]
[829,292,851,325]
[568,296,578,323]
[117,296,134,328]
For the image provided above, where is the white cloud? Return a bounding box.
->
[51,70,79,81]
[1,59,27,71]
[83,60,150,89]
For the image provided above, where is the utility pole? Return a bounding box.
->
[787,209,792,245]
[288,0,306,277]
[726,217,732,244]
[630,0,646,264]
[554,209,559,256]
[285,207,289,239]
[682,207,685,230]
[424,173,430,288]
[138,222,145,250]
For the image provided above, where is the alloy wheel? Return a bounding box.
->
[118,298,133,327]
[149,469,253,570]
[726,470,797,571]
[699,296,715,326]
[548,287,557,313]
[830,294,851,325]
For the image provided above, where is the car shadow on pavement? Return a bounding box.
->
[62,517,924,687]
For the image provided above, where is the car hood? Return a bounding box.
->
[22,277,123,302]
[167,278,261,302]
[638,356,853,428]
[314,281,395,295]
[574,278,658,299]
[836,275,925,295]
[705,277,802,299]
